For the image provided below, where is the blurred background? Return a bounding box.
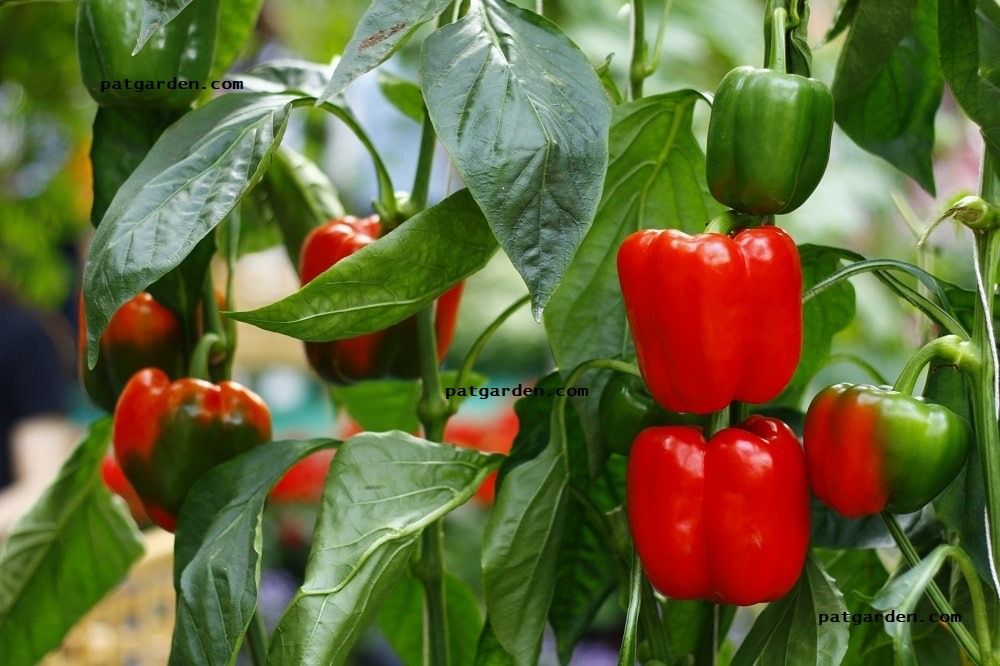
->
[0,0,985,663]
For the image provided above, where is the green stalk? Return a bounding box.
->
[415,306,450,666]
[618,551,643,666]
[408,112,438,218]
[881,513,982,663]
[891,335,979,396]
[627,0,647,101]
[766,5,787,73]
[188,333,222,381]
[970,176,1000,596]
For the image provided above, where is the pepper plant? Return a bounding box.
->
[0,0,998,664]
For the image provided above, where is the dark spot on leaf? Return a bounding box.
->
[359,22,407,50]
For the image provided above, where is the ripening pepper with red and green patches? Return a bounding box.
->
[804,383,971,518]
[78,292,184,412]
[299,215,464,384]
[113,368,272,531]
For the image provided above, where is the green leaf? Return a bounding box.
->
[227,189,498,341]
[811,501,935,550]
[774,245,856,407]
[543,91,720,473]
[268,432,501,665]
[90,107,181,227]
[663,600,735,664]
[821,550,894,665]
[377,71,425,123]
[261,146,345,271]
[376,572,483,666]
[731,554,850,666]
[833,0,942,193]
[476,620,516,665]
[817,0,860,47]
[549,456,625,664]
[483,373,575,665]
[832,0,916,97]
[136,0,193,51]
[318,0,453,102]
[871,545,954,665]
[421,0,611,319]
[241,60,339,99]
[210,0,265,82]
[0,419,145,666]
[939,0,1000,155]
[83,92,302,368]
[170,438,337,666]
[332,371,485,434]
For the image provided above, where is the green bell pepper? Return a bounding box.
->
[77,0,219,108]
[599,372,702,456]
[705,65,834,215]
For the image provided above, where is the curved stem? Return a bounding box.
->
[245,608,268,666]
[618,550,643,666]
[803,260,969,339]
[881,513,982,663]
[627,0,646,101]
[450,294,531,412]
[892,335,979,395]
[188,333,222,381]
[317,102,397,220]
[644,0,674,76]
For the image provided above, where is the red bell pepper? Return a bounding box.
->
[113,368,272,531]
[78,292,184,412]
[617,226,802,414]
[627,416,810,605]
[299,215,464,384]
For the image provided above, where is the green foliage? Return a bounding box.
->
[421,0,611,318]
[0,420,144,666]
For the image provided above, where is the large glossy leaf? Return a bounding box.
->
[0,419,144,666]
[170,438,337,666]
[834,0,942,193]
[543,91,721,469]
[227,189,498,341]
[376,572,482,666]
[482,373,576,665]
[421,0,611,319]
[268,432,501,665]
[90,107,181,227]
[939,0,1000,156]
[83,92,302,367]
[731,554,850,665]
[831,0,916,98]
[319,0,452,102]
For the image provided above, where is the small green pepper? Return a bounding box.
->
[599,372,702,456]
[77,0,219,108]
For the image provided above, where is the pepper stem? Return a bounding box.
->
[891,335,979,395]
[880,513,984,663]
[189,333,223,381]
[766,5,788,73]
[704,210,762,236]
